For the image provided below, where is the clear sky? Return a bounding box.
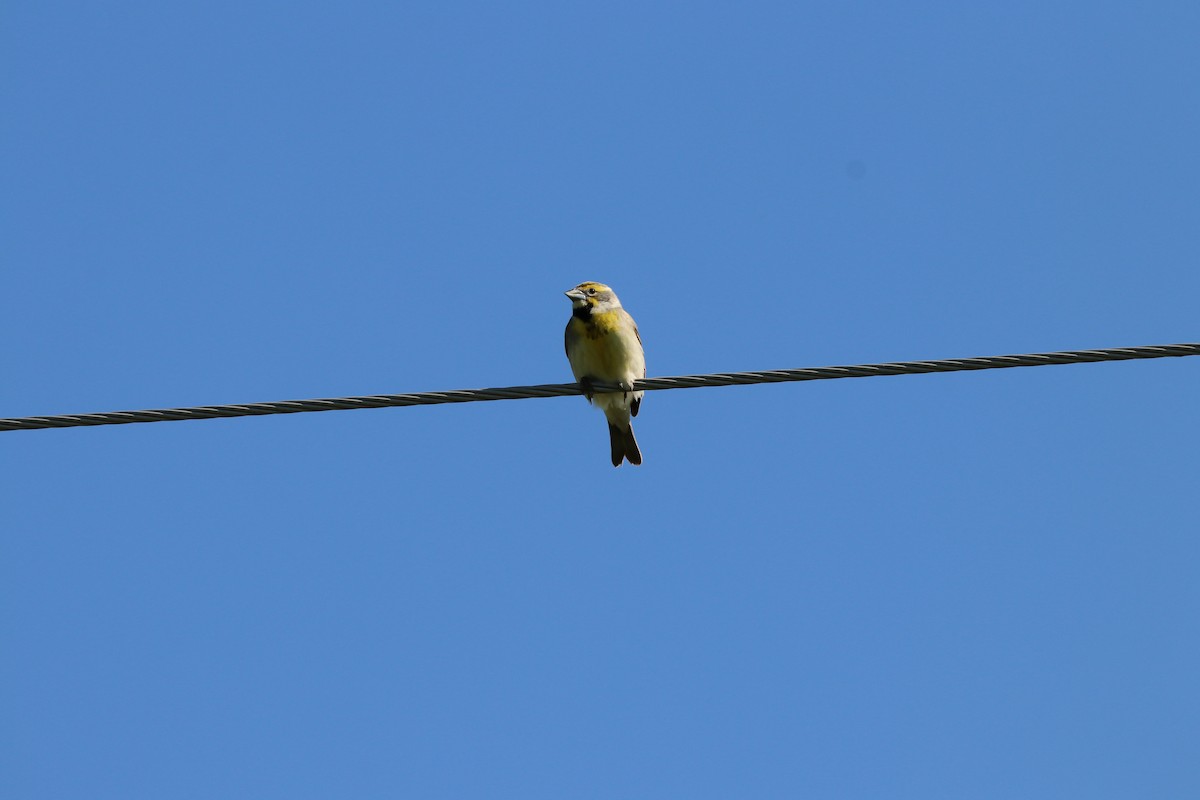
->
[3,3,1198,797]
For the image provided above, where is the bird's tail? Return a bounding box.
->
[607,422,642,467]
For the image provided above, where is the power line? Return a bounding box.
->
[2,343,1196,433]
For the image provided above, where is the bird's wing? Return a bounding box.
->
[564,318,585,376]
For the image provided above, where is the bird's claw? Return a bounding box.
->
[579,378,635,402]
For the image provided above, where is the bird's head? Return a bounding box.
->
[564,281,621,311]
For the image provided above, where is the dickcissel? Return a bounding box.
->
[564,281,646,467]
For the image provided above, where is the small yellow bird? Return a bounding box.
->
[564,281,646,467]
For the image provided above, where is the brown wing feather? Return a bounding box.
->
[631,321,644,417]
[564,319,579,358]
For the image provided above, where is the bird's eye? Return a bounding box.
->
[586,288,597,295]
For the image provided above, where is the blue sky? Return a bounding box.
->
[3,2,1198,797]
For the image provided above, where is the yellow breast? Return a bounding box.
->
[566,310,642,382]
[587,310,625,335]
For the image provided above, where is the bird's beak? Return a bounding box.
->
[564,289,585,301]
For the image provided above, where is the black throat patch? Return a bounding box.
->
[572,305,592,322]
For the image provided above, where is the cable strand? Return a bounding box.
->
[2,343,1196,432]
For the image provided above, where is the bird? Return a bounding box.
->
[564,281,646,467]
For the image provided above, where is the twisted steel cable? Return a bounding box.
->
[1,343,1196,433]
